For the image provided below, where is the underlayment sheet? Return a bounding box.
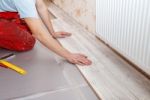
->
[0,42,98,100]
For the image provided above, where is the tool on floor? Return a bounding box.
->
[0,53,27,75]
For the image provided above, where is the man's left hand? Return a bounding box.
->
[52,32,72,38]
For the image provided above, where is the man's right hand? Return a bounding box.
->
[66,53,92,66]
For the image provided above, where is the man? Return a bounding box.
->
[0,0,92,65]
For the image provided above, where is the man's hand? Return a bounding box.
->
[66,53,92,66]
[52,32,72,38]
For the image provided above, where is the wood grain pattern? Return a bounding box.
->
[49,4,150,100]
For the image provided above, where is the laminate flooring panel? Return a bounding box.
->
[49,4,150,100]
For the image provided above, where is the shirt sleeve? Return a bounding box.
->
[13,0,39,18]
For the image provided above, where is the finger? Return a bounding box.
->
[59,35,66,38]
[61,32,71,34]
[71,58,86,65]
[78,60,90,66]
[61,32,72,36]
[86,60,92,65]
[66,32,72,36]
[78,58,87,64]
[77,61,85,66]
[79,58,92,65]
[78,54,88,58]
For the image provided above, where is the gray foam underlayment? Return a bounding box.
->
[0,42,98,100]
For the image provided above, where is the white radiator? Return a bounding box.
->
[96,0,150,75]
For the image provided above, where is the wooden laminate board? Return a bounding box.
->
[48,3,150,100]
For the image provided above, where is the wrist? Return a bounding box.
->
[62,50,72,60]
[49,29,55,35]
[51,32,55,37]
[51,32,56,38]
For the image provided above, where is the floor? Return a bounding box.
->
[48,3,150,100]
[0,42,98,100]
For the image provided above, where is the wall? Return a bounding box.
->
[53,0,96,33]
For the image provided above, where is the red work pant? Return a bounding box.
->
[0,12,35,51]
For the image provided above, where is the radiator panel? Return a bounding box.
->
[96,0,150,75]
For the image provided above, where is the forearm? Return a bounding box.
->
[36,0,55,34]
[34,30,70,59]
[25,18,71,59]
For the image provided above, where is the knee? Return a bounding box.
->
[19,37,36,52]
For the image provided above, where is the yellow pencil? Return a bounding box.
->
[0,60,27,75]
